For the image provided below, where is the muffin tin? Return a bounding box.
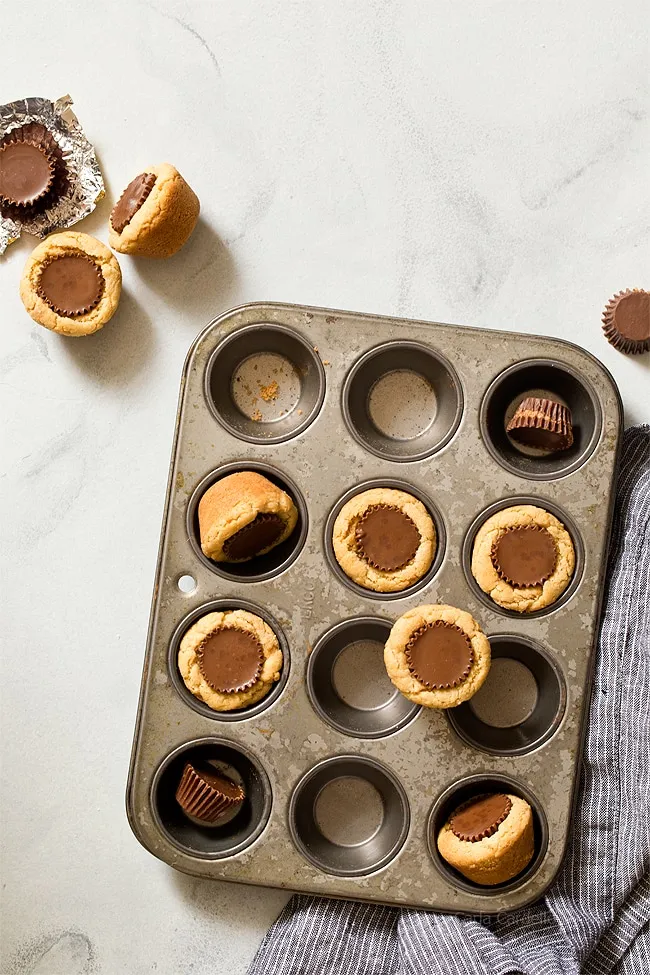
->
[127,301,622,912]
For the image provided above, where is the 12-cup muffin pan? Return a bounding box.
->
[127,302,622,912]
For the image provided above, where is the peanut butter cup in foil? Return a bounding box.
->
[450,794,512,842]
[507,397,574,452]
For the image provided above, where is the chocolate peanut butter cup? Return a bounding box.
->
[491,526,557,588]
[0,136,54,207]
[355,504,421,572]
[175,761,245,824]
[36,253,104,317]
[197,627,264,693]
[506,397,574,452]
[405,621,474,689]
[222,513,286,561]
[110,172,156,234]
[602,289,650,355]
[450,793,512,842]
[0,123,68,220]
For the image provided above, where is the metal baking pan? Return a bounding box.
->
[126,301,622,913]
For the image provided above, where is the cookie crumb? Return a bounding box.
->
[322,359,330,365]
[259,380,279,402]
[251,409,263,421]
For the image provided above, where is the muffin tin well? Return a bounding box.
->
[127,302,621,913]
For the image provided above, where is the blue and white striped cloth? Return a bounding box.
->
[248,425,650,975]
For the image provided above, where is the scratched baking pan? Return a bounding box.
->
[127,301,621,913]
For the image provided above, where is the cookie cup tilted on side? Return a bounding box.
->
[198,471,298,563]
[108,163,199,258]
[384,604,490,708]
[437,793,535,885]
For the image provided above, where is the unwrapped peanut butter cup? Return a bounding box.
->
[355,504,421,572]
[450,793,512,842]
[175,762,245,824]
[36,253,104,317]
[602,289,650,355]
[110,172,156,234]
[491,525,557,588]
[405,620,474,689]
[222,512,286,561]
[197,627,264,694]
[506,397,574,452]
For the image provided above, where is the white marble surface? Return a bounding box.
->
[1,2,649,973]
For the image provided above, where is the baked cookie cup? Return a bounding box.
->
[471,504,575,613]
[108,162,199,258]
[332,487,435,593]
[178,609,283,712]
[19,231,121,336]
[437,792,535,886]
[384,604,490,708]
[198,471,298,563]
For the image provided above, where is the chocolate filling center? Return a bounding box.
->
[355,504,421,571]
[405,621,474,689]
[612,291,650,342]
[491,526,557,587]
[222,513,286,561]
[37,254,104,317]
[450,793,512,842]
[110,172,156,233]
[0,141,53,205]
[197,627,264,693]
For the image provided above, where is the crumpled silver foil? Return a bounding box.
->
[0,94,104,254]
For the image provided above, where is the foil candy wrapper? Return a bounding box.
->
[0,94,104,254]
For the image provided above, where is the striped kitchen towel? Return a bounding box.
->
[248,425,650,975]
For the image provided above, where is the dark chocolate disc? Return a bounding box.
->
[110,172,156,233]
[491,525,557,587]
[450,793,512,842]
[222,513,286,561]
[0,140,54,205]
[355,504,421,571]
[405,621,474,689]
[37,254,104,317]
[197,627,264,693]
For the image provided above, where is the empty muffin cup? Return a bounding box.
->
[342,341,463,461]
[289,756,410,876]
[151,738,272,858]
[168,599,290,721]
[480,359,602,479]
[446,635,566,754]
[187,463,308,582]
[205,323,326,443]
[427,774,547,894]
[307,618,420,738]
